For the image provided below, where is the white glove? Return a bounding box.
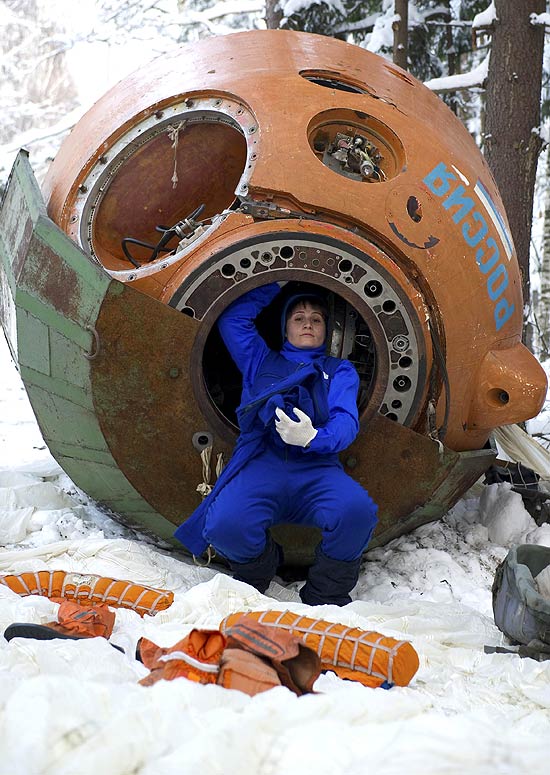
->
[275,407,318,448]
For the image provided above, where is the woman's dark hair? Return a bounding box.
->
[284,295,329,323]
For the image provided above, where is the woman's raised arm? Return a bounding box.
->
[217,283,280,385]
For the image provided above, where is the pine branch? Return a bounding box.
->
[333,14,378,35]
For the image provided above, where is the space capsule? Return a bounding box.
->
[0,30,546,562]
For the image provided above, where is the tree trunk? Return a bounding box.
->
[539,146,550,360]
[442,0,458,114]
[483,0,545,348]
[265,0,283,30]
[393,0,409,70]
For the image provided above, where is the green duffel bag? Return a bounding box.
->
[492,544,550,657]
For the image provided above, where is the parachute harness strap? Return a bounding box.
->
[427,319,450,456]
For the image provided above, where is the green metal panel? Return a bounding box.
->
[17,310,50,375]
[0,151,180,546]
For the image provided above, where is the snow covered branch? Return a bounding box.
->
[424,53,489,94]
[333,14,378,36]
[472,2,496,32]
[531,12,550,31]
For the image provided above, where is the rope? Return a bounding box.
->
[215,452,225,478]
[196,446,213,498]
[428,319,450,443]
[167,121,185,189]
[157,650,220,673]
[193,545,216,568]
[196,447,225,498]
[192,446,224,568]
[427,398,444,457]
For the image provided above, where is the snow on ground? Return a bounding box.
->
[1,333,550,775]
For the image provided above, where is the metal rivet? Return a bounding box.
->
[192,431,213,451]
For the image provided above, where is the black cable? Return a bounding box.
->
[120,205,207,266]
[121,237,174,267]
[428,319,451,443]
[121,238,149,267]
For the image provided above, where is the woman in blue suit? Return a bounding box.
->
[175,282,378,605]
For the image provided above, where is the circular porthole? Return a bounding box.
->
[73,96,258,273]
[307,108,405,183]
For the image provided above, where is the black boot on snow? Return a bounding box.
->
[300,547,362,606]
[229,536,282,594]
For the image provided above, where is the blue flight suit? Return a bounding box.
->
[174,283,378,604]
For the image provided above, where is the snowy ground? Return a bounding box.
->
[1,334,550,775]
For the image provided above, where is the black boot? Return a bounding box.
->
[300,547,362,606]
[229,537,282,594]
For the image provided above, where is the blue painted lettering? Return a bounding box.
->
[487,264,508,301]
[495,296,515,331]
[476,238,499,274]
[424,161,516,333]
[442,186,475,224]
[463,212,488,248]
[423,162,457,197]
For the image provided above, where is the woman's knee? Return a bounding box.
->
[203,507,267,562]
[320,491,378,559]
[338,488,377,528]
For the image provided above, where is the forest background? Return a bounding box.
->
[1,0,549,421]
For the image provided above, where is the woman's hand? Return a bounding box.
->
[274,407,318,448]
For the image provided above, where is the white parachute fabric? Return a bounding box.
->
[1,529,550,775]
[493,423,550,480]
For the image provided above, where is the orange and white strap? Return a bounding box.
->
[158,651,220,674]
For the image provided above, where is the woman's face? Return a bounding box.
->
[285,302,326,348]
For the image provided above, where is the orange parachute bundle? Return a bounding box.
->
[220,610,419,689]
[138,629,226,687]
[137,615,320,696]
[0,570,173,616]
